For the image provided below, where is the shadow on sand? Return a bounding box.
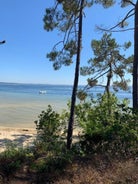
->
[0,133,36,151]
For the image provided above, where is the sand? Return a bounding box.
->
[0,126,82,153]
[0,126,36,152]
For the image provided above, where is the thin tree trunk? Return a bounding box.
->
[133,0,138,110]
[106,64,112,97]
[105,63,112,115]
[67,0,84,149]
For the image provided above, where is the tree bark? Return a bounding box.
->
[106,63,112,96]
[133,0,138,110]
[67,0,84,149]
[105,63,112,115]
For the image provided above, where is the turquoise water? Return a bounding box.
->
[0,82,132,128]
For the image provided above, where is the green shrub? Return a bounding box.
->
[34,105,68,157]
[76,93,138,157]
[31,150,73,174]
[35,105,62,151]
[0,144,26,177]
[33,105,75,174]
[35,105,61,139]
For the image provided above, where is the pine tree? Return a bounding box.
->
[95,0,138,109]
[80,33,133,98]
[43,0,93,149]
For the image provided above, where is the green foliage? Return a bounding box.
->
[113,79,130,91]
[43,8,59,31]
[34,105,66,154]
[75,94,137,157]
[124,41,131,49]
[43,0,93,70]
[0,145,26,177]
[31,105,75,174]
[31,150,73,174]
[46,40,76,70]
[35,105,60,137]
[77,90,88,101]
[80,33,133,97]
[43,1,78,70]
[94,0,115,8]
[94,0,134,8]
[121,0,134,7]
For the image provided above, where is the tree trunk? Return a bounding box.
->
[106,63,112,97]
[105,63,112,115]
[133,0,138,110]
[67,0,84,149]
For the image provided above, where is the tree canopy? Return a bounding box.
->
[80,33,133,98]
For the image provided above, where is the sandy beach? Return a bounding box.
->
[0,126,36,152]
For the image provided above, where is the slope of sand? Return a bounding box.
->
[0,127,36,152]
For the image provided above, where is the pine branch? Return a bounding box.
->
[96,8,135,32]
[0,40,6,44]
[96,27,134,32]
[123,0,136,7]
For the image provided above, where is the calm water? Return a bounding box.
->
[0,82,132,128]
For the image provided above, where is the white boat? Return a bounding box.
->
[39,90,46,94]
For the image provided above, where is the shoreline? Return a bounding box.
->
[0,126,36,152]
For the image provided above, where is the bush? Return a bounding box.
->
[76,93,138,157]
[33,105,74,174]
[31,150,73,174]
[34,105,65,154]
[0,144,26,177]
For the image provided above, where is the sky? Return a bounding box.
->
[0,0,135,85]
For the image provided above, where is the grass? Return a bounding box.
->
[52,156,137,184]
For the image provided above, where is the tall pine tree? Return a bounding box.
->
[95,0,138,109]
[43,0,93,149]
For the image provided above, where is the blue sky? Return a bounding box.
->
[0,0,134,85]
